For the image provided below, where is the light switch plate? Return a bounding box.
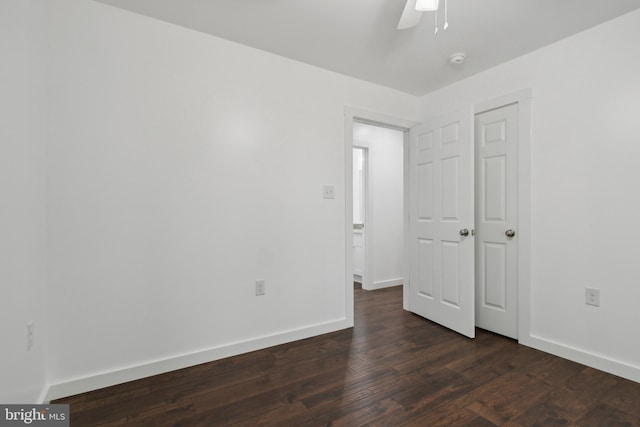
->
[255,280,266,296]
[585,288,600,307]
[323,185,335,199]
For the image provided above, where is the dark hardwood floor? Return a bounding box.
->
[55,285,640,426]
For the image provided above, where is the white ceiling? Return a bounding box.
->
[93,0,640,96]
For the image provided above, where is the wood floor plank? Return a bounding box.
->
[466,376,552,425]
[54,285,640,426]
[601,379,640,420]
[576,403,638,427]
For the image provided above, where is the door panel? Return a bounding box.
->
[441,241,460,306]
[475,103,518,339]
[409,107,475,338]
[483,242,507,309]
[418,239,434,297]
[441,156,459,219]
[417,162,434,219]
[484,156,506,221]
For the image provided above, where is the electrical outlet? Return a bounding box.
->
[27,322,34,351]
[585,288,600,307]
[255,279,266,296]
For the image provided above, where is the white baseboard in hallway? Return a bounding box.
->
[370,278,403,290]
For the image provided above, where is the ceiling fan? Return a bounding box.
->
[397,0,448,32]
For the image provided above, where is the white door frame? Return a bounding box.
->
[344,89,531,344]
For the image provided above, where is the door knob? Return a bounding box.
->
[459,229,470,237]
[505,229,516,238]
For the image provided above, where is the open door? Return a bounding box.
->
[409,106,475,338]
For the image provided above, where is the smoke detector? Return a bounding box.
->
[449,52,466,65]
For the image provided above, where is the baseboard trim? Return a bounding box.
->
[37,385,50,405]
[45,318,351,402]
[521,334,640,383]
[369,278,403,290]
[45,318,639,402]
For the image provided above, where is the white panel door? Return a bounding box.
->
[475,103,518,339]
[409,107,475,338]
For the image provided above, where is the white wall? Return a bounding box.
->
[420,9,640,381]
[353,123,404,289]
[0,0,49,403]
[44,0,419,398]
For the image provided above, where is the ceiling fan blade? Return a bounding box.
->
[397,0,423,30]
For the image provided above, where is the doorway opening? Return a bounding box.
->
[344,108,416,324]
[352,146,367,288]
[352,123,405,292]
